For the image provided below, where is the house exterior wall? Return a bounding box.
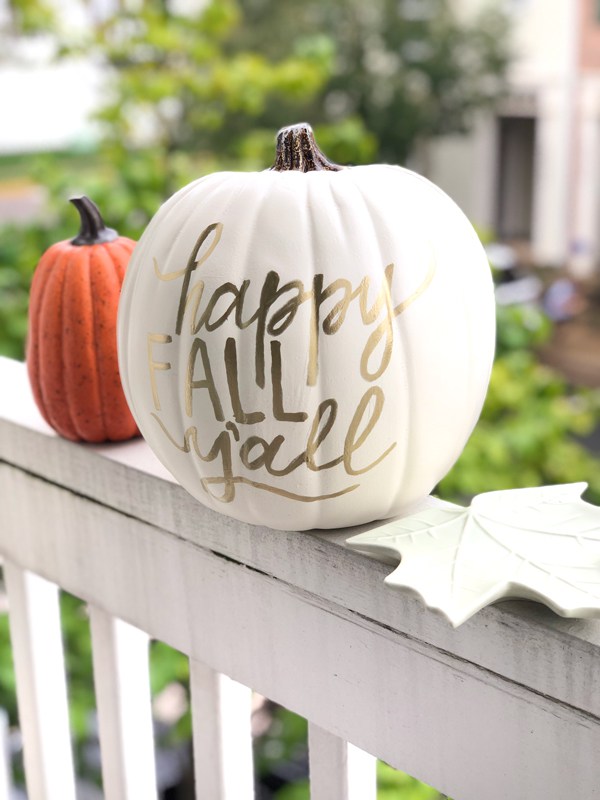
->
[426,116,497,236]
[572,1,600,276]
[580,0,600,70]
[431,0,600,275]
[570,73,600,277]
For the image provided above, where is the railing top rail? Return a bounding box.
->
[1,355,600,719]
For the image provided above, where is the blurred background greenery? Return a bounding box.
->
[1,0,600,797]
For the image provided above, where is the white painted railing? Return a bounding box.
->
[1,355,600,800]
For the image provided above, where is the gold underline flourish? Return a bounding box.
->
[201,475,359,503]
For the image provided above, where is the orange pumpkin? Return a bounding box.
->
[27,196,139,442]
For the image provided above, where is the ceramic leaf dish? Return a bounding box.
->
[346,483,600,626]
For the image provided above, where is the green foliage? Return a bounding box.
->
[438,305,600,505]
[0,606,15,722]
[273,759,445,799]
[0,217,67,359]
[149,641,192,742]
[58,594,93,743]
[73,0,336,194]
[378,761,445,799]
[2,0,54,37]
[0,0,371,361]
[254,707,445,799]
[5,0,510,167]
[235,0,511,163]
[255,706,308,782]
[274,782,310,800]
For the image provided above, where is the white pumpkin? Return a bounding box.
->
[118,123,495,531]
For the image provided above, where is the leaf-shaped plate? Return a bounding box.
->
[345,483,600,627]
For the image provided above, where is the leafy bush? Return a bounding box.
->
[438,304,600,504]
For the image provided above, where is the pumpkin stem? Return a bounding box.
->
[271,123,344,173]
[69,196,119,245]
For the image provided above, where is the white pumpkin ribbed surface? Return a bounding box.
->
[118,127,495,531]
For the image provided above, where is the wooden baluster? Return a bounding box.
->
[88,606,157,800]
[190,660,254,800]
[0,709,12,800]
[308,722,376,800]
[3,562,76,800]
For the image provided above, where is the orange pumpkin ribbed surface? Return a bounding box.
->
[27,196,139,442]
